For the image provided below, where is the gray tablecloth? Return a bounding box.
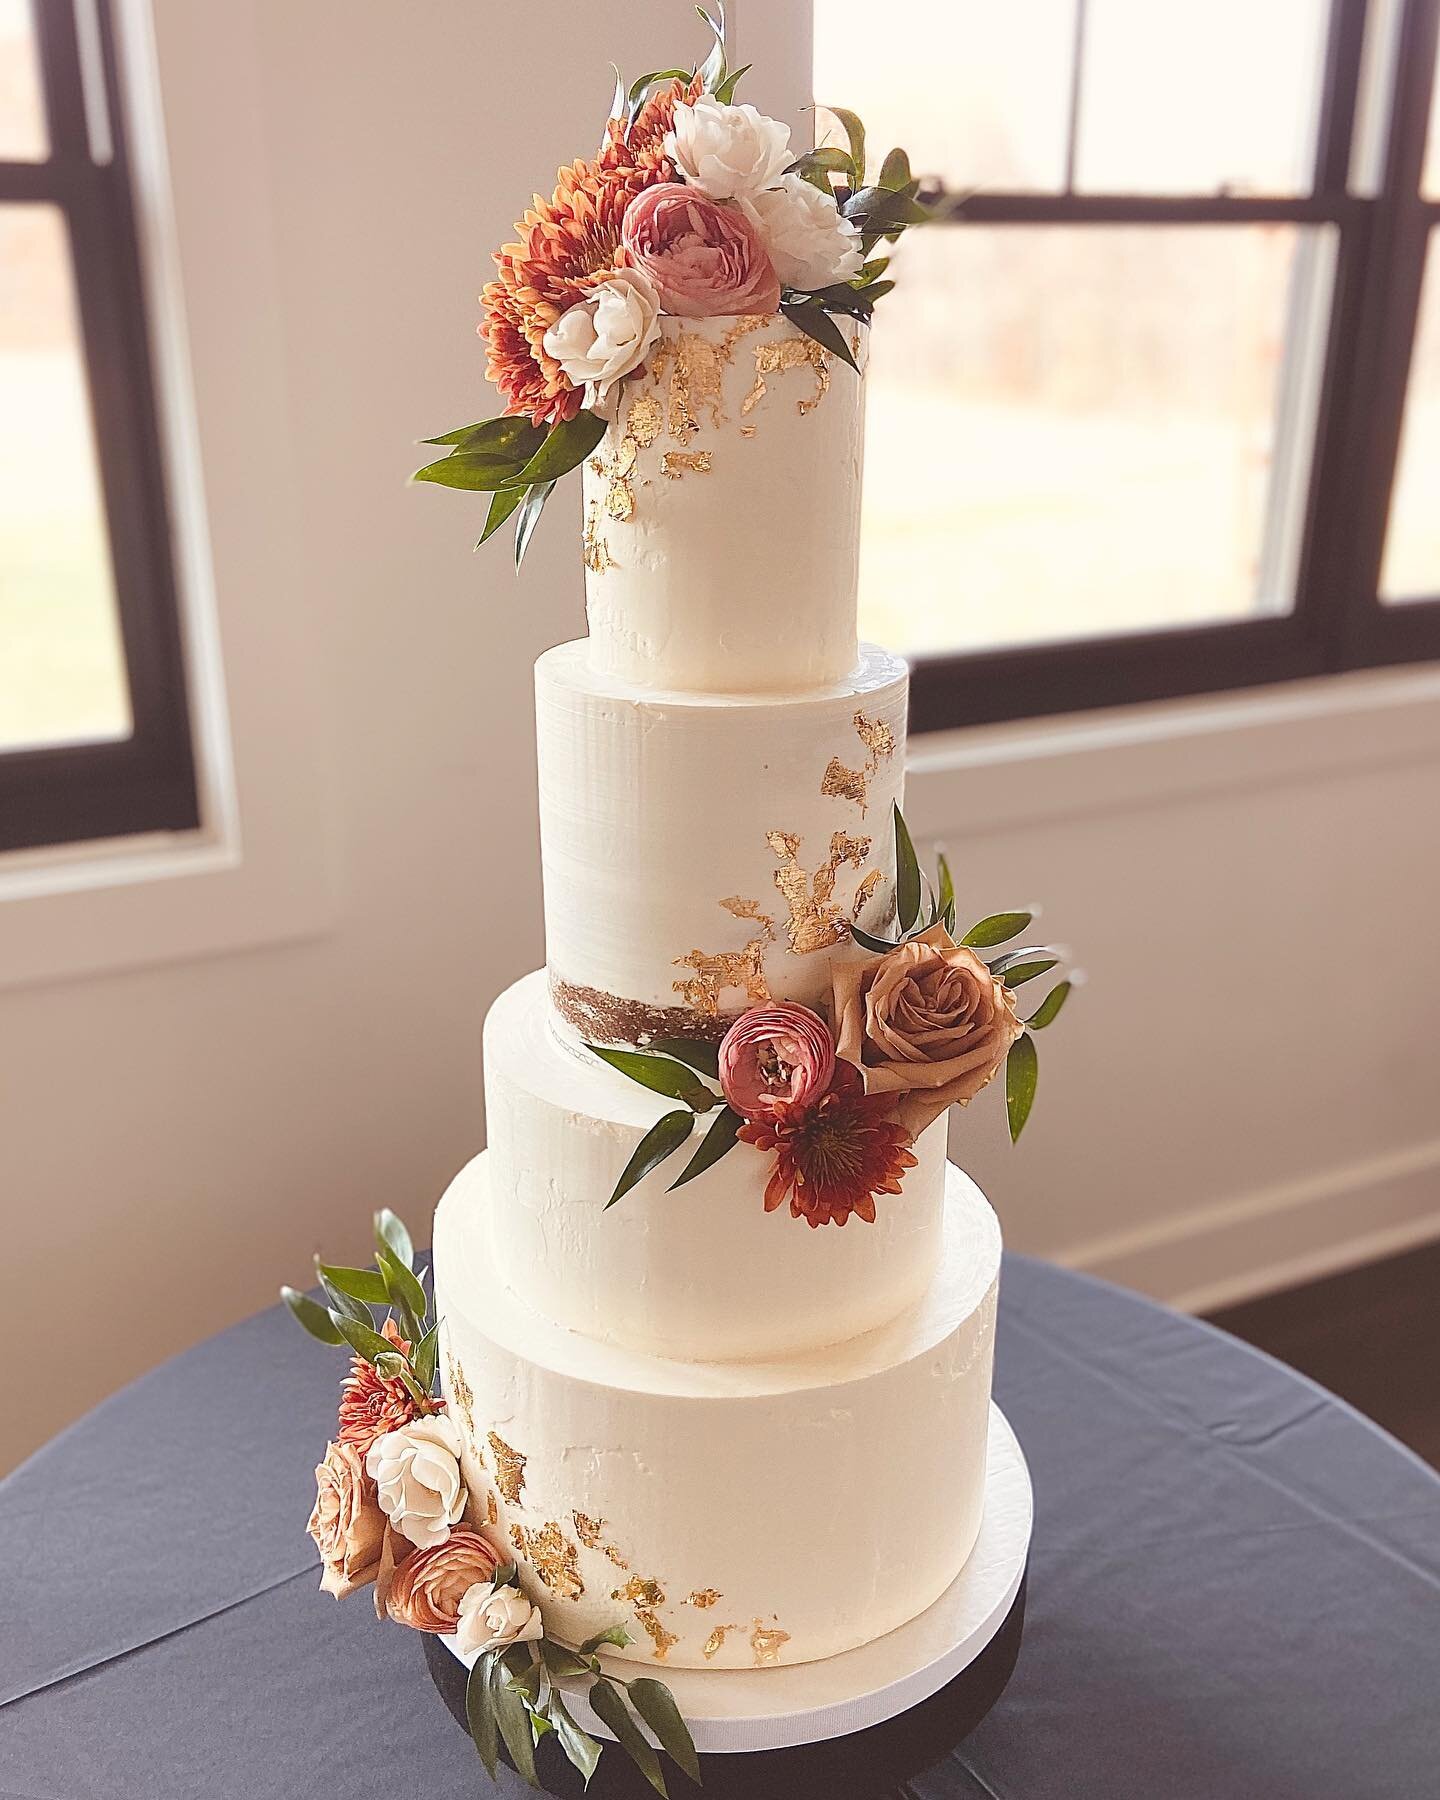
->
[3,1253,1438,1799]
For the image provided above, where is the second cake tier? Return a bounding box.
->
[483,969,948,1361]
[538,639,909,1047]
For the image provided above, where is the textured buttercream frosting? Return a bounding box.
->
[435,1157,1001,1669]
[581,314,867,693]
[536,640,908,1034]
[482,969,948,1361]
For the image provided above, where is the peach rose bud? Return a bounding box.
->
[620,183,781,317]
[379,1523,502,1633]
[306,1440,386,1599]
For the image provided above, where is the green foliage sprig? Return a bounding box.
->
[850,804,1075,1142]
[281,1208,442,1400]
[585,1040,742,1207]
[465,1590,701,1795]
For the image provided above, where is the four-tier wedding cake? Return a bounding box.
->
[431,311,1003,1670]
[292,37,1069,1783]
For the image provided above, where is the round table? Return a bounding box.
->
[4,1254,1437,1799]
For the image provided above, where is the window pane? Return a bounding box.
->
[813,0,1077,191]
[0,0,46,160]
[0,205,131,749]
[1076,0,1329,195]
[1380,233,1440,601]
[857,225,1326,659]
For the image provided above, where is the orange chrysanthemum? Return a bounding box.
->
[481,82,698,426]
[738,1062,919,1229]
[335,1318,440,1454]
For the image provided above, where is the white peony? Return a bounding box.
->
[744,175,864,292]
[454,1580,546,1655]
[365,1413,465,1551]
[665,98,792,201]
[541,268,662,404]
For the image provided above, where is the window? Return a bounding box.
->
[0,0,196,851]
[814,0,1440,730]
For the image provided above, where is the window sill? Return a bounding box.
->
[904,661,1440,838]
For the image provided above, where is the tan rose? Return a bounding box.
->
[832,925,1021,1137]
[306,1440,385,1599]
[377,1522,502,1633]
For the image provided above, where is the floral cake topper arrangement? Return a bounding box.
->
[414,3,928,564]
[283,1212,699,1792]
[591,805,1074,1226]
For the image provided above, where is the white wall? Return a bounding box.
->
[3,1,1439,1475]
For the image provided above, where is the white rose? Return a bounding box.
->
[665,98,792,201]
[541,269,662,404]
[365,1413,465,1551]
[454,1580,546,1655]
[744,175,864,292]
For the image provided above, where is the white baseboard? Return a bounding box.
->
[1053,1139,1440,1316]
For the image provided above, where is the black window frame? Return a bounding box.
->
[0,0,197,852]
[905,0,1440,734]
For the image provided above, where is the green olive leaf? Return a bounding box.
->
[587,1046,718,1111]
[1025,979,1073,1029]
[1006,1032,1039,1142]
[605,1110,695,1209]
[626,1678,701,1787]
[280,1286,344,1345]
[669,1104,743,1190]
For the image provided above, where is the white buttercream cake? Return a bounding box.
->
[432,313,1002,1671]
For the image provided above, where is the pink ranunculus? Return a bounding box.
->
[620,183,781,318]
[718,1004,837,1121]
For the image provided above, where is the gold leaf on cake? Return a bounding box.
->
[702,1625,736,1660]
[512,1521,584,1599]
[582,500,615,572]
[486,1431,527,1505]
[485,1490,499,1527]
[572,1510,604,1549]
[636,1608,679,1661]
[625,391,664,449]
[742,336,830,418]
[685,1589,722,1609]
[852,869,883,919]
[768,829,872,955]
[612,1575,666,1608]
[673,896,775,1015]
[660,450,712,479]
[820,711,897,815]
[648,316,766,443]
[750,1621,790,1665]
[446,1351,475,1442]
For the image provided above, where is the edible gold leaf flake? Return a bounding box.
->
[852,869,883,919]
[636,1608,679,1660]
[612,1575,666,1607]
[446,1352,475,1442]
[625,391,663,449]
[486,1431,527,1505]
[660,450,712,479]
[513,1521,584,1599]
[685,1589,721,1609]
[485,1490,499,1527]
[573,1511,604,1549]
[739,425,756,437]
[742,336,831,417]
[854,711,896,764]
[582,501,615,573]
[768,830,872,955]
[820,756,867,807]
[820,712,897,815]
[674,896,775,1014]
[750,1622,790,1665]
[603,1543,631,1570]
[702,1625,735,1660]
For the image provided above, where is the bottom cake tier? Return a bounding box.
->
[432,1154,1002,1670]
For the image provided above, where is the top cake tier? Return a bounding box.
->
[581,313,866,694]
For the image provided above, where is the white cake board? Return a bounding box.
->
[442,1401,1032,1755]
